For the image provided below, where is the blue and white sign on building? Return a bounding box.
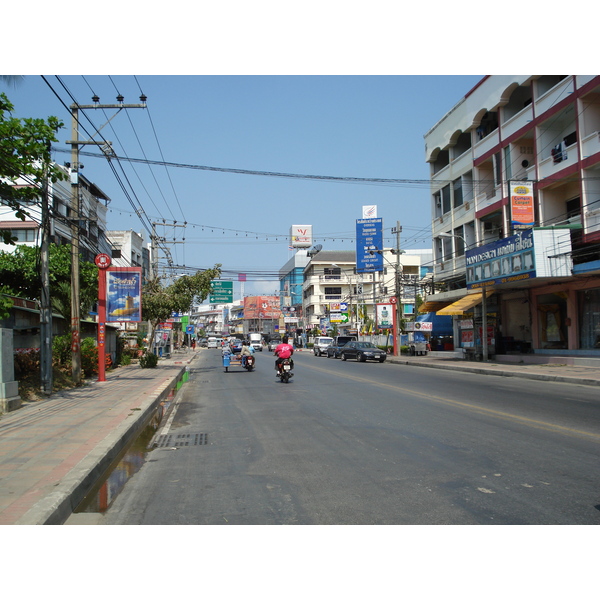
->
[356,218,383,273]
[466,228,573,290]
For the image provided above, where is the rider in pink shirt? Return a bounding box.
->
[274,336,294,370]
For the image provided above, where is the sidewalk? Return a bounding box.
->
[386,353,600,387]
[0,351,194,525]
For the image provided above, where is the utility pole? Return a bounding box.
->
[392,221,402,356]
[40,159,52,394]
[66,94,147,384]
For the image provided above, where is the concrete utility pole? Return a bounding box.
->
[40,163,52,394]
[66,95,146,384]
[392,221,402,356]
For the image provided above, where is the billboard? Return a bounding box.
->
[106,268,142,322]
[510,181,535,228]
[290,225,313,248]
[243,296,282,319]
[356,218,383,273]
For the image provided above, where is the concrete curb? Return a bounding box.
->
[15,364,188,525]
[387,357,600,387]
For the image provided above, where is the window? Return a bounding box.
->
[453,178,463,208]
[323,267,341,280]
[442,184,451,214]
[324,287,342,300]
[12,229,37,242]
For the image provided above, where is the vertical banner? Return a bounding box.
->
[510,181,535,229]
[356,218,383,273]
[107,268,143,322]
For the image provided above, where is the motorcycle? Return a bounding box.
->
[242,354,255,371]
[276,358,294,383]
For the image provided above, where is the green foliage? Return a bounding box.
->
[121,353,132,366]
[139,351,158,369]
[0,92,67,245]
[80,337,98,377]
[52,334,72,367]
[0,244,98,321]
[0,294,14,320]
[143,267,221,351]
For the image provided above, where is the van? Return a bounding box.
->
[207,337,222,349]
[249,333,263,351]
[313,336,333,357]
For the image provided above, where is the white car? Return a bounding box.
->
[313,336,333,356]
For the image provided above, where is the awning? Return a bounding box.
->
[436,290,494,315]
[418,300,454,313]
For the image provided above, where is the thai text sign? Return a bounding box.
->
[466,229,536,289]
[210,280,233,303]
[510,181,535,228]
[356,218,383,273]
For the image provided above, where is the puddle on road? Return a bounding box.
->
[74,393,173,514]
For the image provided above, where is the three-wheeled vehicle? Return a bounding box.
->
[222,349,255,372]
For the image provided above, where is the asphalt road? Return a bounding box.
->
[102,349,600,525]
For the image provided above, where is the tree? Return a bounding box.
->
[0,92,67,244]
[0,244,98,322]
[143,266,221,352]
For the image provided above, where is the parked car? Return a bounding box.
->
[340,341,387,362]
[199,338,208,348]
[326,340,348,359]
[313,336,333,356]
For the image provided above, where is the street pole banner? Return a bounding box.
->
[106,267,142,322]
[356,218,383,273]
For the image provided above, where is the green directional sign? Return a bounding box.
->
[210,280,233,303]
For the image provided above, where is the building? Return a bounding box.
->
[1,163,112,260]
[278,249,311,335]
[424,75,600,355]
[301,248,432,335]
[106,229,151,282]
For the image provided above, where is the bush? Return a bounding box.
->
[14,348,40,377]
[121,353,132,366]
[139,351,158,369]
[52,334,72,368]
[81,337,98,377]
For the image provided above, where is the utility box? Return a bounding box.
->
[0,328,21,414]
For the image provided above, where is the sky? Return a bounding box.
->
[2,74,482,297]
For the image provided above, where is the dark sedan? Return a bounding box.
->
[326,341,347,359]
[340,341,387,363]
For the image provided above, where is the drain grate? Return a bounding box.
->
[154,433,208,448]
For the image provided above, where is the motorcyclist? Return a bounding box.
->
[240,341,253,366]
[274,335,294,372]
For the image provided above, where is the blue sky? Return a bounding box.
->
[3,74,482,296]
[4,4,586,301]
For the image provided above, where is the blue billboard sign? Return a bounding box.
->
[466,228,536,289]
[356,218,383,273]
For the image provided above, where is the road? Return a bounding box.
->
[102,348,600,524]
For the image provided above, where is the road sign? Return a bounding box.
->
[210,280,233,303]
[389,297,397,304]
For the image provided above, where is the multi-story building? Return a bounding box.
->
[424,75,600,355]
[1,163,112,260]
[302,248,432,334]
[106,229,151,282]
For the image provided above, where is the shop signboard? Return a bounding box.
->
[510,181,535,229]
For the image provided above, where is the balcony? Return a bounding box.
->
[582,131,600,160]
[535,76,573,117]
[501,105,534,140]
[538,144,578,180]
[473,129,501,160]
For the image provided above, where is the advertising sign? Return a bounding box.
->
[376,303,394,329]
[290,225,313,248]
[466,229,536,289]
[356,218,383,273]
[244,296,282,319]
[210,280,233,303]
[106,268,142,322]
[510,181,535,229]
